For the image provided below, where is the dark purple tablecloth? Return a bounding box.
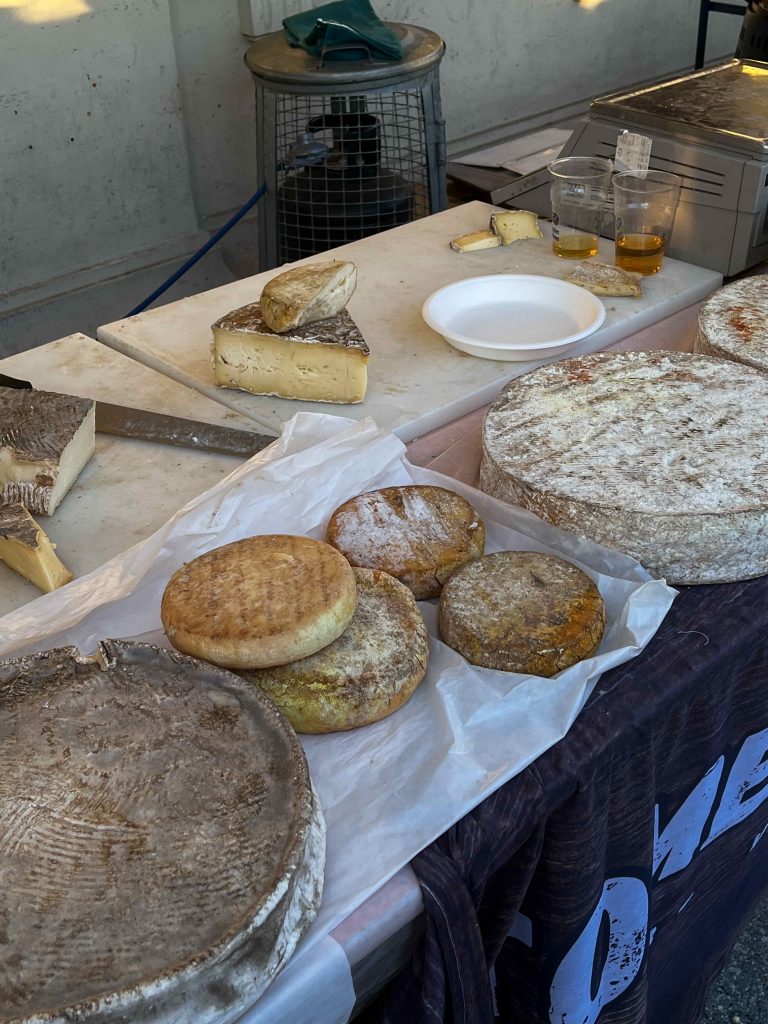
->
[379,574,768,1024]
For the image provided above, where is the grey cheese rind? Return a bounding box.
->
[0,386,95,515]
[480,350,768,585]
[0,640,325,1024]
[260,260,357,333]
[694,277,768,373]
[212,303,369,404]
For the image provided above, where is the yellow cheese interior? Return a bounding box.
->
[213,329,368,404]
[491,210,543,244]
[0,518,72,592]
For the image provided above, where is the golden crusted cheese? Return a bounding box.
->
[161,534,357,669]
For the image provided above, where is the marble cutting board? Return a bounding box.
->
[0,334,257,616]
[97,202,723,442]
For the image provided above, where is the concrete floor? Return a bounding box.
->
[701,896,768,1023]
[3,228,767,1024]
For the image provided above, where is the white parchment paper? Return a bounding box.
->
[0,412,676,1006]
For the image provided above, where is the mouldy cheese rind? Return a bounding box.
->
[480,350,768,584]
[0,639,325,1024]
[0,386,95,515]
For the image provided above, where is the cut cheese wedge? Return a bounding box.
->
[212,303,369,404]
[0,503,73,592]
[489,210,543,244]
[449,230,501,253]
[0,385,95,515]
[260,260,357,333]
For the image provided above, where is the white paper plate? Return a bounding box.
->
[422,274,606,361]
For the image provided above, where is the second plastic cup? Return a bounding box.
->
[549,156,613,259]
[613,170,682,275]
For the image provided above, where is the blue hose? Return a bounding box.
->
[126,184,268,317]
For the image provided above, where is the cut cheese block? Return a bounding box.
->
[480,350,768,584]
[438,551,605,676]
[449,230,501,252]
[0,503,72,592]
[565,261,642,298]
[489,210,543,244]
[260,260,357,333]
[694,277,768,373]
[161,534,358,669]
[212,303,369,404]
[0,386,95,515]
[326,484,485,600]
[0,640,324,1023]
[240,567,429,734]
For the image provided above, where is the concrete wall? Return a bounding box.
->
[1,0,741,320]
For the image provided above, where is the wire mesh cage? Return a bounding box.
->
[246,24,447,269]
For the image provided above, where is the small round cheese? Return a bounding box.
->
[326,485,485,600]
[240,568,429,733]
[161,535,357,669]
[438,551,605,676]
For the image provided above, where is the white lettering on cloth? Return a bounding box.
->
[548,877,648,1024]
[546,725,768,1023]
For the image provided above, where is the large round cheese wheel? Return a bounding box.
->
[438,551,605,676]
[695,277,768,373]
[326,485,485,599]
[0,640,325,1024]
[241,567,429,733]
[161,534,357,669]
[480,350,768,584]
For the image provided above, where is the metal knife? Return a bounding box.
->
[0,372,277,458]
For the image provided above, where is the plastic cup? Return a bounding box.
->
[549,156,613,259]
[613,170,682,275]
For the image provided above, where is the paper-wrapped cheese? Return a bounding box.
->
[694,277,768,372]
[212,303,369,404]
[480,350,768,584]
[438,551,605,675]
[0,386,95,515]
[161,534,358,669]
[240,568,429,733]
[260,260,357,333]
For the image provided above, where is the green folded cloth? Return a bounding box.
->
[283,0,404,62]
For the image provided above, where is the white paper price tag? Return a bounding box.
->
[615,132,652,173]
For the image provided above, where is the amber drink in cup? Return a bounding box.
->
[549,157,613,259]
[613,170,682,275]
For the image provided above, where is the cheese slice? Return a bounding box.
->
[449,230,501,253]
[489,210,543,244]
[212,303,369,404]
[566,261,643,297]
[0,386,95,515]
[260,260,357,333]
[0,503,73,592]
